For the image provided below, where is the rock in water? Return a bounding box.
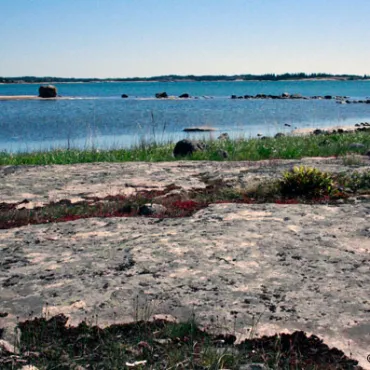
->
[173,139,206,157]
[38,85,57,98]
[121,94,128,98]
[155,92,168,98]
[183,126,216,132]
[179,93,190,98]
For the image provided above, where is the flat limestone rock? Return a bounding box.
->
[1,158,370,369]
[2,157,369,205]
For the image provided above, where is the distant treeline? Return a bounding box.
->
[1,73,369,83]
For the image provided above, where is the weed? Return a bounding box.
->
[341,154,366,166]
[336,170,370,192]
[280,166,334,199]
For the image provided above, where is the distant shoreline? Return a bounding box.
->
[1,79,370,85]
[1,73,369,84]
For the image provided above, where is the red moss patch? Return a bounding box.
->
[0,183,351,230]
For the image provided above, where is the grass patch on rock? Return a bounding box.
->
[0,314,362,369]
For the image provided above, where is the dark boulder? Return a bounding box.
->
[313,129,323,135]
[216,149,229,159]
[231,95,237,99]
[324,95,332,100]
[218,133,230,140]
[173,139,206,158]
[274,133,285,138]
[38,85,57,98]
[121,94,129,98]
[179,93,190,98]
[155,92,168,99]
[138,203,167,216]
[290,94,302,99]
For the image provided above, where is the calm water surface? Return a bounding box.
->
[1,81,370,152]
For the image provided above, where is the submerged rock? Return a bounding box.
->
[183,126,216,132]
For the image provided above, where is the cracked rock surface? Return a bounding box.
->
[1,158,370,368]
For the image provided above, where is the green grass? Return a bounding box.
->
[1,131,370,165]
[0,313,360,369]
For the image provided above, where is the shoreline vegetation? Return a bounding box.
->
[1,129,370,165]
[1,72,370,84]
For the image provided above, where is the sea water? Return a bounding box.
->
[1,81,370,152]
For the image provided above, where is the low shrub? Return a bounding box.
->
[336,170,370,192]
[280,166,334,199]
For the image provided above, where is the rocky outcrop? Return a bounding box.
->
[38,85,57,98]
[228,93,358,101]
[155,92,168,99]
[173,139,206,157]
[121,94,129,98]
[179,93,190,98]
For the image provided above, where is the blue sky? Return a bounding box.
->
[1,0,369,78]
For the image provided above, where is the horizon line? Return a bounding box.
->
[1,72,370,80]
